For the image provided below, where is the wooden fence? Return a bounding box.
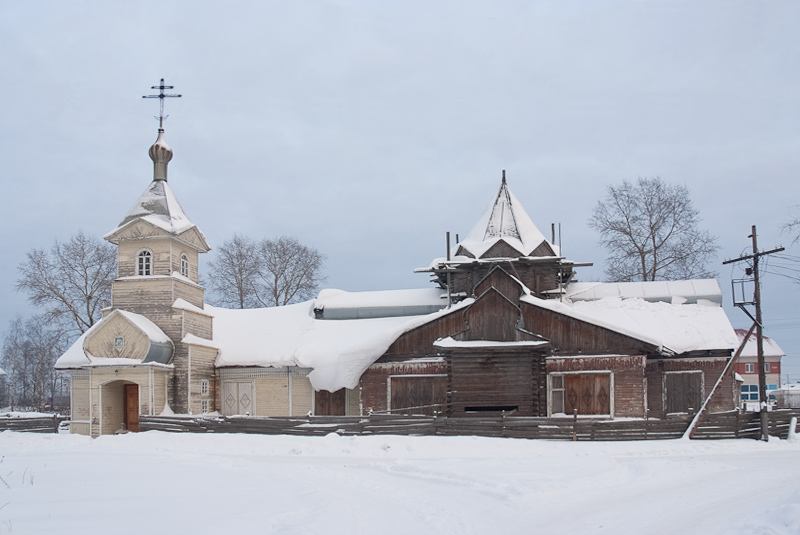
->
[0,415,67,434]
[138,409,800,441]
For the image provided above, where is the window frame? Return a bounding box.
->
[548,371,614,417]
[137,249,153,276]
[180,253,189,278]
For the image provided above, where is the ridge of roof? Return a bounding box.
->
[456,178,557,259]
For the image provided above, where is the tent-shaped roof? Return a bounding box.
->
[105,180,199,239]
[456,176,558,259]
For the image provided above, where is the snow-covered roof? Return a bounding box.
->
[314,288,447,319]
[565,280,723,305]
[105,180,198,238]
[173,298,213,316]
[55,310,173,369]
[734,329,785,358]
[209,299,472,392]
[115,310,171,345]
[521,294,738,354]
[456,178,558,259]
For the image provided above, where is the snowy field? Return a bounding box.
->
[1,431,799,535]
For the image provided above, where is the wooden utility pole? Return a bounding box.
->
[722,225,784,441]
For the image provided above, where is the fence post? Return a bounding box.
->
[572,409,578,441]
[53,414,58,434]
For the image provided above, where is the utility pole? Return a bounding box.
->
[722,225,784,441]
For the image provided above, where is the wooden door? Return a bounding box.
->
[565,374,611,415]
[124,384,139,432]
[238,382,253,415]
[222,382,254,416]
[664,372,703,414]
[315,389,347,416]
[390,376,447,416]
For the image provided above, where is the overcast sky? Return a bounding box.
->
[2,1,799,377]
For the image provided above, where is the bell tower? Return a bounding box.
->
[102,79,213,413]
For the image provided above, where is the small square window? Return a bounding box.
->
[114,337,124,348]
[744,363,755,373]
[764,363,771,373]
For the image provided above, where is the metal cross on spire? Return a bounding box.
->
[142,78,181,129]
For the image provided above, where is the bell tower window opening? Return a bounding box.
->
[137,250,152,276]
[180,253,189,278]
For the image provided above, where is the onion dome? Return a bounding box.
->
[149,128,173,181]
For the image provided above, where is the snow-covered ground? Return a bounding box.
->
[1,431,798,534]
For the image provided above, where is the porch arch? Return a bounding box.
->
[99,380,141,435]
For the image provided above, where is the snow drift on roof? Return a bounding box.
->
[106,180,197,237]
[457,180,557,258]
[55,327,96,369]
[522,294,738,354]
[565,280,723,305]
[115,310,171,344]
[209,299,472,392]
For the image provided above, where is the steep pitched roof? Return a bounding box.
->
[105,179,198,239]
[456,177,557,259]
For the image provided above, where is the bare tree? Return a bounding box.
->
[589,177,719,282]
[16,232,117,336]
[784,211,800,244]
[207,235,325,308]
[206,234,262,308]
[1,316,68,411]
[254,236,326,306]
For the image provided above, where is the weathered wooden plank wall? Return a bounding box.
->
[0,415,67,433]
[139,410,800,441]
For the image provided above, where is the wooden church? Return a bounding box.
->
[56,107,741,437]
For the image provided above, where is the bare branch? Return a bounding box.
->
[588,177,719,282]
[15,232,116,336]
[207,235,326,308]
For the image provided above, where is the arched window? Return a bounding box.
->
[137,250,152,276]
[180,253,189,278]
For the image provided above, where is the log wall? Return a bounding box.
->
[547,355,647,418]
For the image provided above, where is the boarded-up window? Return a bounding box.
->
[560,373,611,416]
[389,375,447,416]
[664,371,703,414]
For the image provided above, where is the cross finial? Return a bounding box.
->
[142,78,182,129]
